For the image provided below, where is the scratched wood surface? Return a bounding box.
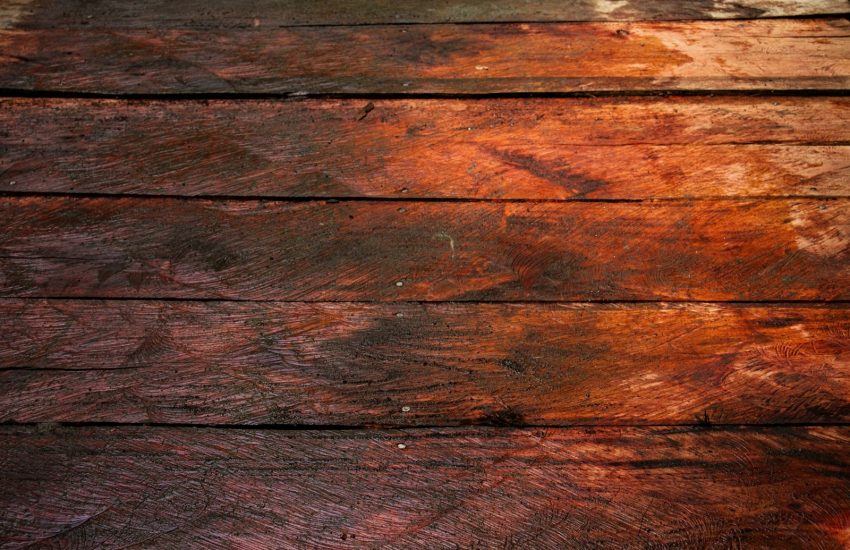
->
[2,0,850,548]
[1,19,849,94]
[1,197,848,301]
[2,300,849,426]
[4,0,848,28]
[3,425,850,549]
[3,97,850,199]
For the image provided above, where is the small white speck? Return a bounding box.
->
[397,443,406,449]
[395,312,404,317]
[395,281,404,287]
[402,406,411,412]
[475,65,489,71]
[8,181,15,186]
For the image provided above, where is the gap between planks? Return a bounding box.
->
[2,89,850,100]
[5,297,850,303]
[4,192,850,203]
[4,421,850,430]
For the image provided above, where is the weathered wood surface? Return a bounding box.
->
[3,97,849,199]
[1,1,848,547]
[4,0,847,29]
[1,19,848,94]
[2,425,850,549]
[2,300,849,426]
[1,197,848,301]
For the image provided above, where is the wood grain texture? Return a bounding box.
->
[1,19,848,94]
[2,300,849,425]
[2,425,850,549]
[1,197,848,301]
[5,0,848,28]
[3,97,849,199]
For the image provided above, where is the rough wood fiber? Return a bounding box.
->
[4,0,848,28]
[2,300,849,425]
[1,0,848,547]
[2,425,850,549]
[1,19,848,94]
[2,97,849,199]
[1,197,848,301]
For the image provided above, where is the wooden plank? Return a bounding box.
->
[2,97,849,199]
[2,300,849,425]
[1,197,848,301]
[4,0,848,28]
[1,19,848,94]
[2,425,849,548]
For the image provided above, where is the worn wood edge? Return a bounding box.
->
[0,0,35,30]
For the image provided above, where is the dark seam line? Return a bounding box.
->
[11,14,850,29]
[2,297,850,304]
[2,420,850,431]
[2,192,850,203]
[0,367,148,372]
[1,89,850,101]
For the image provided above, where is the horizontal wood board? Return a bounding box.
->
[1,197,848,301]
[2,97,849,199]
[3,0,848,28]
[2,300,849,426]
[1,19,848,94]
[2,425,850,548]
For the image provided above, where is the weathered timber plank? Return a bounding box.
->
[0,197,848,301]
[1,300,848,425]
[4,0,848,29]
[2,425,849,548]
[1,19,848,94]
[2,97,849,199]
